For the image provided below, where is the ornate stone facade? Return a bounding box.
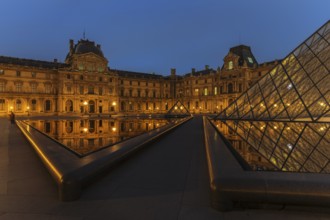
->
[0,39,278,116]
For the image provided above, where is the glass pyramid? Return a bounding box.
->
[214,20,330,173]
[166,100,191,117]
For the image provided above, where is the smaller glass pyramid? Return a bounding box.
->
[166,100,191,117]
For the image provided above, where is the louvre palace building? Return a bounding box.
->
[0,39,278,117]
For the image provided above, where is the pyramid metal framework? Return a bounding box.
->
[214,20,330,173]
[166,100,191,116]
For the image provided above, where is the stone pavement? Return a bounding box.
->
[0,117,329,219]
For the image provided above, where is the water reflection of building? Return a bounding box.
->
[0,40,277,116]
[213,120,275,170]
[27,118,169,155]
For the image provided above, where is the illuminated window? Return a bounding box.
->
[0,70,4,75]
[214,87,218,95]
[195,88,199,93]
[228,61,233,70]
[204,88,208,96]
[247,57,253,63]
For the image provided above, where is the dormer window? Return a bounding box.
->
[228,61,233,70]
[247,57,253,63]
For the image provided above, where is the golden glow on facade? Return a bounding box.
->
[0,41,277,116]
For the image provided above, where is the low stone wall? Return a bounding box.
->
[203,117,330,211]
[16,116,192,201]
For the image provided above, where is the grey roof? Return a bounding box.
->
[0,56,68,69]
[229,45,258,67]
[73,39,104,58]
[112,69,165,79]
[184,68,215,77]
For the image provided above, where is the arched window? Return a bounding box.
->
[31,99,37,111]
[88,100,95,113]
[65,100,73,112]
[16,99,22,111]
[45,100,51,111]
[228,83,233,93]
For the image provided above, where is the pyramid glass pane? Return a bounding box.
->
[214,21,330,173]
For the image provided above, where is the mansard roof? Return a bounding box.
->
[229,45,258,67]
[112,69,164,79]
[0,56,68,69]
[184,68,216,77]
[73,39,104,58]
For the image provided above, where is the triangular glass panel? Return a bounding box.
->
[166,100,191,117]
[213,20,330,173]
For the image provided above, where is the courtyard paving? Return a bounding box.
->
[0,117,329,219]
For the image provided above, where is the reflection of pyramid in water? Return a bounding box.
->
[216,20,330,122]
[214,20,330,173]
[166,100,191,116]
[222,120,330,173]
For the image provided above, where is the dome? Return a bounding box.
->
[73,39,104,58]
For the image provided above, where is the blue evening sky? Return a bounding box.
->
[0,0,328,75]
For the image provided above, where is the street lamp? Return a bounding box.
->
[27,106,30,116]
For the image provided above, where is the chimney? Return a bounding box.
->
[54,58,58,63]
[205,65,209,70]
[69,39,74,54]
[171,68,176,76]
[96,44,101,49]
[191,68,196,74]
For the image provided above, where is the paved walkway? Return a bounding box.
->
[0,117,329,219]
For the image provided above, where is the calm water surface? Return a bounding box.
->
[24,118,173,156]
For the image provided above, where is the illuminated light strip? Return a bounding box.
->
[16,121,62,181]
[203,117,216,190]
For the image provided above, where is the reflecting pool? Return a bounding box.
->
[211,120,277,171]
[24,118,173,156]
[212,119,330,173]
